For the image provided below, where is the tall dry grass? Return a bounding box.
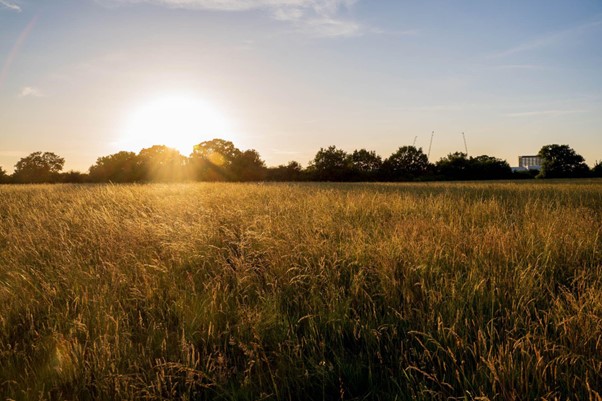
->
[0,181,601,400]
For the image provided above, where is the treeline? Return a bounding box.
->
[0,140,600,184]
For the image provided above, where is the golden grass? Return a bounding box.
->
[0,181,601,400]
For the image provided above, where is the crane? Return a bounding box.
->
[427,131,434,160]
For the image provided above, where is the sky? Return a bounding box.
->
[1,0,602,172]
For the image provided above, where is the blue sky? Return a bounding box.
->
[1,0,601,172]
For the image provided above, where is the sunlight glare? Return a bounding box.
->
[119,95,232,155]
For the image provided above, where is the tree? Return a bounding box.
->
[266,161,305,181]
[190,139,242,181]
[469,155,512,180]
[230,149,266,181]
[538,144,589,178]
[138,145,187,182]
[13,151,65,183]
[0,166,7,183]
[309,146,352,181]
[89,151,141,182]
[383,146,430,180]
[60,170,87,183]
[593,161,602,178]
[436,153,512,180]
[349,149,382,180]
[436,152,470,180]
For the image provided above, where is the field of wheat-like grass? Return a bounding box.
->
[0,181,601,400]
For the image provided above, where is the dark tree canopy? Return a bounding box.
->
[2,139,596,184]
[89,151,141,182]
[469,155,512,180]
[538,144,589,178]
[267,161,305,181]
[349,149,382,180]
[13,151,65,183]
[436,152,471,180]
[230,149,266,181]
[309,146,352,181]
[436,152,512,181]
[191,139,241,166]
[190,139,242,181]
[138,145,187,182]
[593,161,602,178]
[383,146,430,180]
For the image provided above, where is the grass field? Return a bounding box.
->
[0,181,601,400]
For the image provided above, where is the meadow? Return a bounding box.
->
[0,181,601,400]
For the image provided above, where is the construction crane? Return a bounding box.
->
[427,131,434,160]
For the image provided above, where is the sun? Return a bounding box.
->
[119,94,233,155]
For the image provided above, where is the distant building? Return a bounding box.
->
[511,155,542,172]
[517,155,542,171]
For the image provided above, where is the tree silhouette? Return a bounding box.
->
[469,155,512,180]
[0,166,7,183]
[230,149,266,181]
[349,149,382,180]
[436,152,470,180]
[383,146,430,181]
[13,151,65,183]
[309,146,352,181]
[190,139,241,181]
[593,161,602,178]
[89,151,141,182]
[138,145,187,182]
[267,161,305,181]
[538,144,589,178]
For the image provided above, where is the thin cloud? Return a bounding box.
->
[490,16,602,58]
[100,0,364,37]
[0,0,21,12]
[19,86,45,98]
[495,64,545,70]
[505,109,588,117]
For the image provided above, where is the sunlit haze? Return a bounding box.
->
[118,94,233,155]
[1,0,601,172]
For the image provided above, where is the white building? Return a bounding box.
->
[516,155,542,171]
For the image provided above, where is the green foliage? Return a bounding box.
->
[12,151,65,183]
[138,145,187,182]
[469,155,512,180]
[5,142,597,184]
[349,149,382,180]
[436,153,512,180]
[538,144,589,178]
[383,146,430,180]
[89,151,141,182]
[230,149,266,181]
[436,152,470,180]
[0,182,601,400]
[190,138,242,181]
[309,145,352,181]
[266,161,305,181]
[592,160,602,177]
[59,170,87,183]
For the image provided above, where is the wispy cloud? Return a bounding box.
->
[19,86,45,98]
[505,109,589,117]
[494,64,545,70]
[0,0,21,12]
[490,15,602,58]
[100,0,363,37]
